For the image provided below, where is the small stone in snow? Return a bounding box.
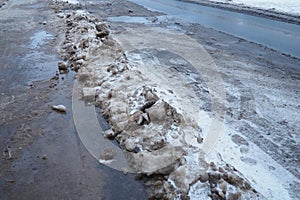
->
[52,105,67,113]
[199,171,209,182]
[42,154,47,160]
[197,137,203,143]
[100,147,117,161]
[137,115,143,125]
[104,129,115,138]
[95,23,108,32]
[219,180,227,193]
[209,171,221,182]
[142,113,150,123]
[133,146,141,153]
[58,61,68,70]
[82,87,99,100]
[96,30,109,38]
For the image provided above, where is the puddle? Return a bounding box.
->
[23,51,48,63]
[107,15,183,32]
[72,80,133,173]
[22,2,46,9]
[20,31,58,83]
[22,50,58,83]
[108,16,158,24]
[29,31,53,49]
[28,60,58,83]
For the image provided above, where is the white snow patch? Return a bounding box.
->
[189,181,210,200]
[210,0,300,15]
[207,125,299,200]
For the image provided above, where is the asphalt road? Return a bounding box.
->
[128,0,300,59]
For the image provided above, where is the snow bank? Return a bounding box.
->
[50,0,298,199]
[52,7,257,198]
[211,0,300,15]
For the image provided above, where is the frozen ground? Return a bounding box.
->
[210,0,300,15]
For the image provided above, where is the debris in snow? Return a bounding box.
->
[128,145,185,175]
[82,87,100,101]
[103,129,115,138]
[96,30,109,38]
[142,113,150,123]
[197,137,204,143]
[95,23,109,32]
[3,146,12,159]
[57,61,68,71]
[136,114,144,125]
[99,147,117,162]
[42,154,47,160]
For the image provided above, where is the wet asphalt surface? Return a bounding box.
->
[128,0,300,58]
[0,0,146,199]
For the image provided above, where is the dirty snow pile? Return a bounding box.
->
[210,0,300,15]
[49,0,265,199]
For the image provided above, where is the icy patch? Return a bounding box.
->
[29,31,52,49]
[108,16,158,24]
